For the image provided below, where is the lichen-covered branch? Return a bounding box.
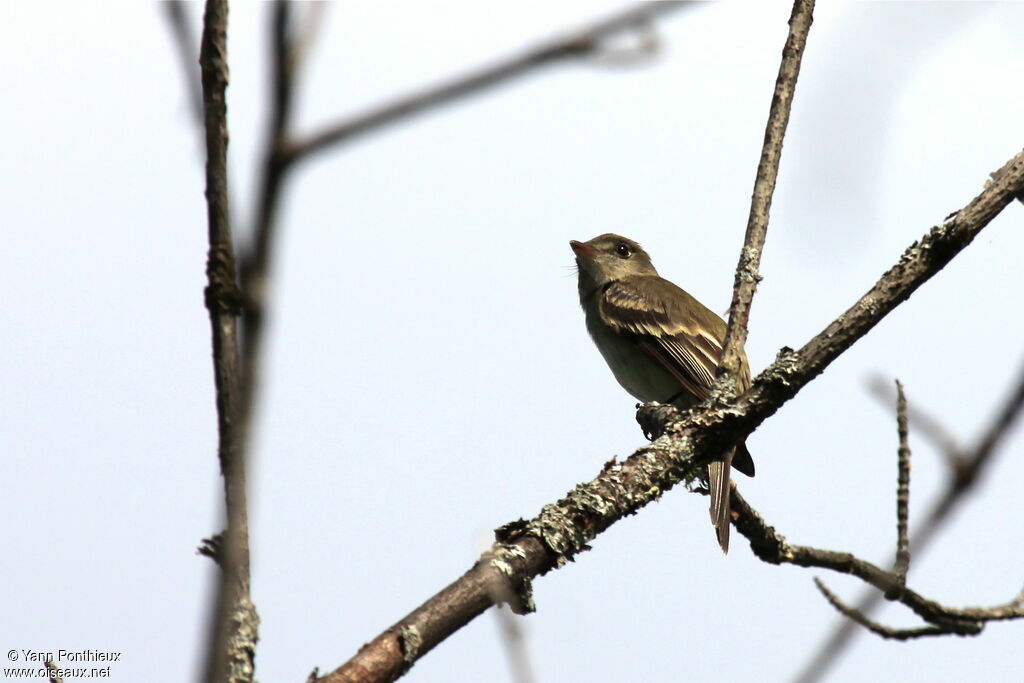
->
[718,0,814,381]
[314,149,1024,682]
[198,1,258,681]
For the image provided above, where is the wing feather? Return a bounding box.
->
[598,276,732,401]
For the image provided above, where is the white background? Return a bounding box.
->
[3,2,1023,682]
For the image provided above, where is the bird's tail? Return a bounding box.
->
[708,448,735,553]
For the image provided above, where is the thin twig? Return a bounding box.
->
[868,376,965,465]
[813,578,1024,640]
[730,488,1024,633]
[718,0,815,381]
[284,2,690,163]
[813,580,947,641]
[312,149,1024,683]
[794,358,1024,683]
[893,379,911,586]
[162,1,204,126]
[198,1,258,682]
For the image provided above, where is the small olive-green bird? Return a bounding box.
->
[570,233,754,552]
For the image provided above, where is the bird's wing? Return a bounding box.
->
[598,276,730,402]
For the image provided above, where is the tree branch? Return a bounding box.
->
[313,148,1024,682]
[795,356,1024,683]
[813,577,1024,641]
[731,478,1024,636]
[812,580,948,641]
[718,0,814,381]
[868,376,965,466]
[198,1,258,682]
[237,0,299,434]
[283,2,690,164]
[893,379,911,585]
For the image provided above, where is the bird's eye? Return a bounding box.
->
[615,243,631,258]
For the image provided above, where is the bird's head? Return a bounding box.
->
[570,233,658,292]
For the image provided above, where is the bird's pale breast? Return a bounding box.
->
[585,310,695,408]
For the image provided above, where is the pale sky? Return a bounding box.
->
[3,2,1023,682]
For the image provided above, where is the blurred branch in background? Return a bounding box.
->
[239,1,693,441]
[493,606,536,683]
[283,2,690,163]
[163,1,204,126]
[794,360,1024,683]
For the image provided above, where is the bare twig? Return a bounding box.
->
[284,2,690,163]
[813,580,947,641]
[730,488,1024,634]
[163,1,204,125]
[868,376,965,465]
[814,578,1024,641]
[312,150,1024,683]
[198,1,258,682]
[795,359,1024,683]
[893,379,911,585]
[718,0,815,381]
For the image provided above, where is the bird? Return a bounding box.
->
[570,233,754,552]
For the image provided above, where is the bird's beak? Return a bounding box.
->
[569,240,599,260]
